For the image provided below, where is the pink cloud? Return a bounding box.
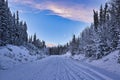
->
[10,0,102,23]
[46,43,56,47]
[10,0,34,4]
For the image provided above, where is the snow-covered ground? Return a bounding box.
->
[89,50,120,75]
[0,45,46,70]
[1,55,120,80]
[0,45,120,80]
[72,50,120,76]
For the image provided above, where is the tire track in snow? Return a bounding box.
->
[0,56,114,80]
[63,58,95,80]
[60,59,73,80]
[53,58,72,80]
[62,58,84,80]
[66,59,98,80]
[67,58,112,80]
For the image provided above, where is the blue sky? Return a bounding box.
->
[9,0,107,47]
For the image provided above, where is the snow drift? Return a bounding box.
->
[0,44,46,70]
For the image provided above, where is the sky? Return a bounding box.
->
[8,0,107,47]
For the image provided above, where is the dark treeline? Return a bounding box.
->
[0,0,46,49]
[68,0,120,60]
[28,33,46,49]
[49,0,120,62]
[49,44,69,55]
[0,0,27,45]
[1,0,120,62]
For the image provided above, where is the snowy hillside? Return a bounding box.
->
[71,50,120,76]
[0,45,46,70]
[89,50,120,75]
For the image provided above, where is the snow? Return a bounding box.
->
[72,50,120,76]
[0,55,120,80]
[72,54,86,61]
[0,45,120,80]
[62,51,72,57]
[88,50,120,75]
[0,45,46,70]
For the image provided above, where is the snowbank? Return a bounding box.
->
[62,51,72,57]
[0,45,46,70]
[89,50,120,75]
[72,50,120,76]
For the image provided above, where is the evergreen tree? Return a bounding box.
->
[103,3,108,22]
[16,10,19,25]
[33,33,36,43]
[93,10,99,29]
[99,5,103,25]
[42,41,46,48]
[0,0,9,45]
[0,0,29,46]
[23,22,28,42]
[72,35,76,43]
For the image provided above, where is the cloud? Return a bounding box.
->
[10,0,103,23]
[35,2,93,23]
[10,0,34,4]
[46,43,56,47]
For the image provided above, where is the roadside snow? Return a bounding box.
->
[72,50,120,76]
[0,45,46,70]
[89,50,120,75]
[1,56,119,80]
[62,51,72,57]
[73,54,86,61]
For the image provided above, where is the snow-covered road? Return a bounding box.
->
[0,55,119,80]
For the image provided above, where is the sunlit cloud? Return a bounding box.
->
[47,43,56,47]
[9,0,106,23]
[34,2,93,23]
[10,0,34,4]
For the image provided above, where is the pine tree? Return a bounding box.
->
[16,10,19,25]
[109,0,120,50]
[70,35,79,55]
[103,3,108,22]
[42,41,46,48]
[93,10,99,29]
[0,0,9,45]
[99,5,103,25]
[72,35,76,43]
[23,22,28,42]
[0,1,29,46]
[28,36,33,43]
[33,33,36,43]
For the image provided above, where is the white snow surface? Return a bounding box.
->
[0,45,46,70]
[0,46,120,80]
[62,51,72,57]
[0,55,120,80]
[88,50,120,75]
[72,50,120,76]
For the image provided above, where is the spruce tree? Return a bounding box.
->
[33,33,36,43]
[93,10,99,29]
[103,3,108,22]
[99,5,103,25]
